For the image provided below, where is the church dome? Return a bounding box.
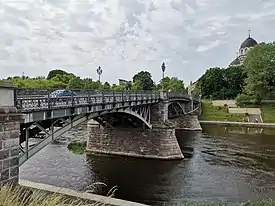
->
[240,37,258,49]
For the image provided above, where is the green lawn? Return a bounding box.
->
[244,103,275,123]
[200,101,246,122]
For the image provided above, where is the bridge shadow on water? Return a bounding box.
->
[84,131,200,205]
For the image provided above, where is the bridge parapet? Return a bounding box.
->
[0,83,24,185]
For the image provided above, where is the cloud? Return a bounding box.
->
[0,0,275,85]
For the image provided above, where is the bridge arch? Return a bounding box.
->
[168,101,186,118]
[95,106,152,129]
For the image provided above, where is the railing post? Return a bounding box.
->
[71,90,74,106]
[102,91,105,104]
[113,90,116,102]
[47,89,51,109]
[135,90,138,101]
[87,90,91,105]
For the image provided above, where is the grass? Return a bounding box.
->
[67,141,87,154]
[1,184,275,206]
[0,184,90,206]
[243,103,275,123]
[200,101,246,122]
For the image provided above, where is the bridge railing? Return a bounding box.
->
[15,89,161,111]
[167,91,200,102]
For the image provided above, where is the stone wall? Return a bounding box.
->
[86,121,183,160]
[86,99,184,160]
[0,107,23,185]
[170,115,202,131]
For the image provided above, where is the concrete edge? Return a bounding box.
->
[199,120,275,128]
[86,149,184,160]
[19,179,148,206]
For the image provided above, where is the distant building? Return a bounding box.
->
[118,79,131,86]
[229,31,258,67]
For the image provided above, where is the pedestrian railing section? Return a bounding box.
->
[15,88,199,111]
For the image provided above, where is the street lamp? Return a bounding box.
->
[96,66,102,83]
[161,62,166,91]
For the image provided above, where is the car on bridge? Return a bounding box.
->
[48,89,77,98]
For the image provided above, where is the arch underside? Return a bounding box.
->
[95,105,152,129]
[168,102,186,119]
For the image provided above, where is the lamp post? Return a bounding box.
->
[96,66,102,83]
[161,62,166,91]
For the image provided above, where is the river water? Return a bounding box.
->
[19,124,275,205]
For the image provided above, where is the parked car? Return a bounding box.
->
[48,89,77,98]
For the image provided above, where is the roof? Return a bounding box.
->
[229,57,241,66]
[240,37,258,49]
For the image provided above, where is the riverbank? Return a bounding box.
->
[200,120,275,128]
[0,181,274,206]
[200,101,246,122]
[245,103,275,123]
[200,101,275,123]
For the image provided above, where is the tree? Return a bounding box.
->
[103,82,111,90]
[223,66,246,99]
[158,77,185,92]
[47,69,74,80]
[242,42,275,102]
[132,71,154,90]
[67,77,85,89]
[199,67,225,99]
[112,84,125,91]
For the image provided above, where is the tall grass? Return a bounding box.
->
[0,183,108,206]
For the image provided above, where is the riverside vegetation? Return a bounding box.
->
[4,183,274,206]
[200,101,275,123]
[200,101,246,122]
[67,141,87,154]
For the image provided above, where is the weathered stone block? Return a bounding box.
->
[171,115,202,131]
[86,122,183,160]
[10,166,19,177]
[0,169,9,181]
[0,149,9,160]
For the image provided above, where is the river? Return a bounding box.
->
[19,124,275,205]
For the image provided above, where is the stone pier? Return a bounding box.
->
[86,92,184,160]
[0,83,24,185]
[170,115,202,131]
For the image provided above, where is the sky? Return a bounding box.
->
[1,0,275,85]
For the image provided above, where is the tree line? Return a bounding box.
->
[193,42,275,104]
[1,69,187,92]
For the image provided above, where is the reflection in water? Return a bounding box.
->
[20,124,275,205]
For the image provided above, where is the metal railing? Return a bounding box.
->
[15,88,198,111]
[15,89,161,111]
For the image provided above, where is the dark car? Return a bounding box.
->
[48,89,77,98]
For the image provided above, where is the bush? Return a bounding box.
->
[236,94,254,106]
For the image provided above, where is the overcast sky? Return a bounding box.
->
[1,0,275,85]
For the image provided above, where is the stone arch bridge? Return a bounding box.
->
[0,83,201,184]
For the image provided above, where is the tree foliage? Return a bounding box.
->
[47,69,75,80]
[242,42,275,102]
[2,69,186,93]
[195,66,245,100]
[132,71,155,90]
[157,77,186,92]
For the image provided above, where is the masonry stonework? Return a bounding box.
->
[170,115,202,131]
[0,83,24,185]
[86,97,184,160]
[0,107,24,185]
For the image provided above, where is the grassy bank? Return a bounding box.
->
[243,103,275,123]
[67,141,86,154]
[1,184,275,205]
[200,101,246,122]
[0,184,91,206]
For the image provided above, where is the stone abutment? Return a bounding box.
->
[86,98,184,160]
[0,83,24,185]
